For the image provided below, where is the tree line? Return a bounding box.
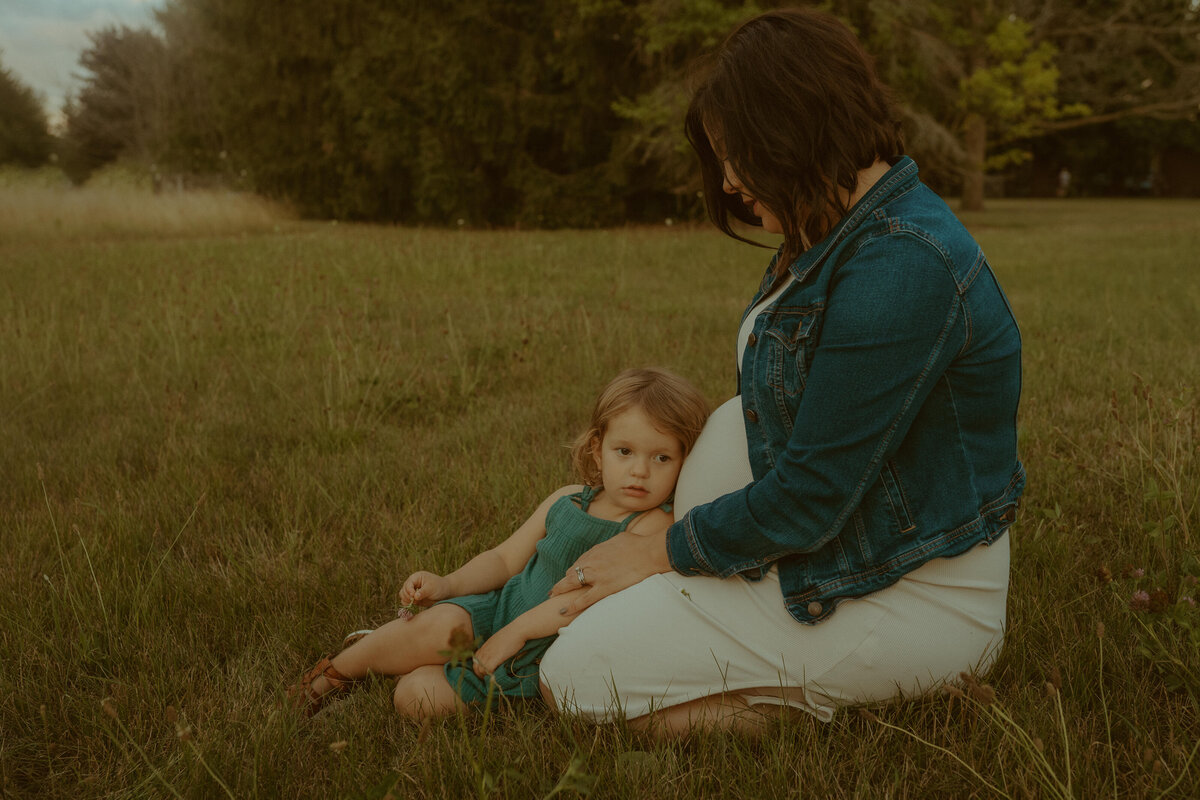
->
[3,0,1199,223]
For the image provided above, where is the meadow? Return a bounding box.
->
[1,177,1197,798]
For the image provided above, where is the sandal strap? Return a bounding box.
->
[320,661,355,691]
[289,655,361,717]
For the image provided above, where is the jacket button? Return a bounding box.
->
[807,601,823,616]
[747,333,757,347]
[745,408,758,423]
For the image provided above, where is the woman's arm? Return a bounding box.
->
[547,528,671,615]
[401,485,580,605]
[547,507,674,614]
[669,236,964,578]
[472,588,588,677]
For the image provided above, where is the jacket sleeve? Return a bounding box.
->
[667,233,968,577]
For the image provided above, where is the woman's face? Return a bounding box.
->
[720,158,784,235]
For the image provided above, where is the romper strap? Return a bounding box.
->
[617,498,673,531]
[578,486,672,530]
[617,510,644,530]
[575,484,600,512]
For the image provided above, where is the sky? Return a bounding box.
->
[0,0,159,126]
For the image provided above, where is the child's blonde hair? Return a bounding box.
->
[570,367,709,487]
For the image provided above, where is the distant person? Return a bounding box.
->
[1138,172,1154,196]
[1057,167,1072,197]
[288,368,708,718]
[538,7,1024,735]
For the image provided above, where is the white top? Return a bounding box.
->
[675,274,795,519]
[736,275,794,375]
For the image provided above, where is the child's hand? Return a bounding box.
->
[400,571,451,606]
[472,626,527,678]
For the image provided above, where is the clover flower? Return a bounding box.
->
[1130,590,1151,611]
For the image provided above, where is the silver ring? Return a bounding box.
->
[575,566,587,586]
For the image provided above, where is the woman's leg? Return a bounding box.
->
[393,664,466,719]
[540,680,801,737]
[539,572,834,725]
[540,536,1008,735]
[627,694,785,737]
[307,604,473,698]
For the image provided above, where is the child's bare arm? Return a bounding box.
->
[471,588,586,677]
[405,485,581,604]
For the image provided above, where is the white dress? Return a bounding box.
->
[539,285,1010,722]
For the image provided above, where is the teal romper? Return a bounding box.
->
[440,485,668,703]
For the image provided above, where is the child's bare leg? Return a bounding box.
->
[393,664,464,719]
[307,604,472,698]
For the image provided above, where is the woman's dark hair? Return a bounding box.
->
[685,7,904,278]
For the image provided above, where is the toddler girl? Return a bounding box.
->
[289,367,708,718]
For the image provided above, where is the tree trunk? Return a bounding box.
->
[961,112,986,211]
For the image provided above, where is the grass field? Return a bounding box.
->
[1,180,1198,798]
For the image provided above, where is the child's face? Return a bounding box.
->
[592,405,685,513]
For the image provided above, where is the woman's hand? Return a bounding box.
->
[472,626,527,678]
[400,571,452,607]
[549,529,672,615]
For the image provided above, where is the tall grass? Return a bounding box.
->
[0,166,289,242]
[1,190,1197,798]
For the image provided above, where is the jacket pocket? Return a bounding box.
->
[763,306,822,399]
[878,461,916,533]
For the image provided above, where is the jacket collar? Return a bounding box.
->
[780,156,919,286]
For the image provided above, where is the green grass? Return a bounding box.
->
[1,190,1198,798]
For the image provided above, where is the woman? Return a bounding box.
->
[538,7,1024,735]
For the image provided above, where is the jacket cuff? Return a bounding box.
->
[666,511,715,576]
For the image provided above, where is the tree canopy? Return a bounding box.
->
[57,0,1200,220]
[60,26,168,183]
[0,54,53,168]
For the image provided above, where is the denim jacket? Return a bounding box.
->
[666,157,1024,623]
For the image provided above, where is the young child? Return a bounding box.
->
[289,367,708,718]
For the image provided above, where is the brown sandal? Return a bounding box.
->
[288,655,359,717]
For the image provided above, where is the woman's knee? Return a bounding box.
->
[393,665,459,719]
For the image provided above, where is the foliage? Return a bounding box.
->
[53,0,1200,218]
[835,1,1090,206]
[958,18,1088,171]
[149,0,659,224]
[0,57,53,167]
[1045,0,1200,127]
[835,0,1200,203]
[60,26,170,184]
[610,0,762,207]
